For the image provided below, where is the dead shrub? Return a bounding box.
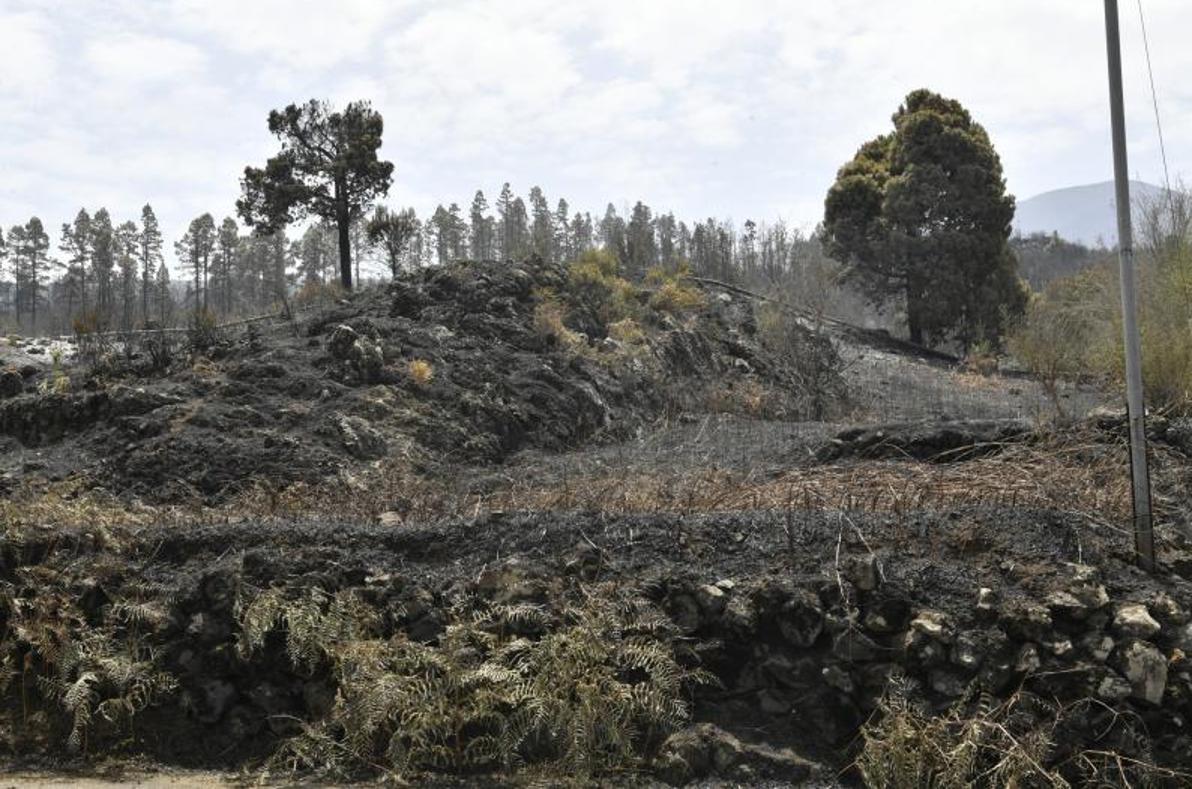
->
[756,302,848,419]
[187,308,221,352]
[294,279,345,310]
[407,358,434,387]
[242,590,712,782]
[856,675,1189,788]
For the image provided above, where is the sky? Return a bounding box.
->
[2,0,1191,261]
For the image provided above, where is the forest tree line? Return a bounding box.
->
[0,184,868,336]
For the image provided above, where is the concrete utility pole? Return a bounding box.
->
[1104,0,1156,571]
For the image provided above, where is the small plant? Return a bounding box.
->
[38,347,70,394]
[566,249,638,328]
[533,289,585,350]
[607,317,646,345]
[143,329,175,371]
[961,339,998,377]
[645,261,704,316]
[407,358,434,387]
[73,311,108,362]
[649,279,705,315]
[187,307,221,351]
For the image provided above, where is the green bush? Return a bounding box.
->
[645,260,705,316]
[566,249,638,328]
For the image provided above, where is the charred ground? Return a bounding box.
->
[3,259,1192,786]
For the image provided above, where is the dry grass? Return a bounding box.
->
[1,426,1177,562]
[856,676,1192,788]
[466,436,1139,524]
[0,482,162,540]
[407,358,434,387]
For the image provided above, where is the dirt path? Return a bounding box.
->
[1,771,236,787]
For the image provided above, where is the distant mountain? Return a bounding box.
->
[1013,180,1167,247]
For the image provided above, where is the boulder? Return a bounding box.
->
[328,324,359,359]
[1115,640,1168,704]
[333,414,388,460]
[0,369,22,398]
[777,590,824,648]
[1096,671,1133,702]
[1113,603,1161,640]
[1000,600,1052,642]
[832,629,882,662]
[655,723,812,785]
[1150,593,1188,627]
[1080,633,1115,662]
[910,610,954,642]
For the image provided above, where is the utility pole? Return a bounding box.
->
[1104,0,1156,571]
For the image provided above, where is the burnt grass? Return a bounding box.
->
[3,259,1192,785]
[0,258,837,502]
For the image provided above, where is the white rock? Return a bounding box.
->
[910,610,952,642]
[1119,640,1168,704]
[1114,603,1161,640]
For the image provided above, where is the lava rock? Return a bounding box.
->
[1115,639,1168,704]
[1113,603,1161,640]
[0,369,23,398]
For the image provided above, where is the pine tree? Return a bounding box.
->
[213,217,239,314]
[470,190,492,260]
[115,221,139,330]
[367,206,419,278]
[600,204,627,267]
[554,199,571,262]
[155,261,172,324]
[656,212,677,267]
[509,197,529,259]
[238,99,393,290]
[528,186,553,262]
[823,88,1025,345]
[138,205,163,325]
[496,183,515,261]
[446,203,466,261]
[176,213,216,317]
[8,219,52,331]
[297,222,336,285]
[626,201,656,280]
[740,219,758,279]
[59,209,92,320]
[0,228,6,322]
[430,205,452,265]
[90,209,114,326]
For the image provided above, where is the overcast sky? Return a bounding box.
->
[2,0,1190,255]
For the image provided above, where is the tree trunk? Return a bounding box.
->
[906,277,924,346]
[335,177,353,290]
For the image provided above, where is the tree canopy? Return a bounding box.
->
[237,99,394,290]
[823,89,1027,347]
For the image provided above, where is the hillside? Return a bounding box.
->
[3,260,1192,787]
[1013,179,1167,246]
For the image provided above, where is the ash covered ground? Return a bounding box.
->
[3,260,1192,786]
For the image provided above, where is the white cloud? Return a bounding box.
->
[5,0,1192,262]
[85,33,207,85]
[169,0,405,69]
[0,10,57,98]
